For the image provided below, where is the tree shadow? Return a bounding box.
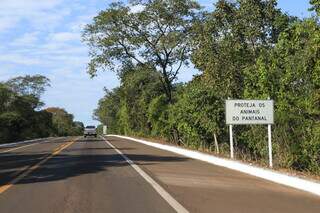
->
[63,147,136,152]
[0,148,188,186]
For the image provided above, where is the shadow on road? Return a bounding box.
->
[0,140,188,186]
[64,147,136,152]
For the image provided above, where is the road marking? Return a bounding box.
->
[0,143,43,154]
[103,138,189,213]
[109,135,320,197]
[0,137,64,154]
[0,137,56,148]
[0,138,78,194]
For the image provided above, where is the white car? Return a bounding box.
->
[84,126,97,138]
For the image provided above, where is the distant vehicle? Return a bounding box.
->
[84,126,97,138]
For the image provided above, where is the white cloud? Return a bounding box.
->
[0,17,19,31]
[0,53,41,66]
[0,65,18,81]
[11,32,39,46]
[69,14,96,32]
[0,0,67,31]
[50,32,80,42]
[43,65,119,125]
[0,0,63,11]
[0,0,120,125]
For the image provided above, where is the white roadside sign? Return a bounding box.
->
[225,100,274,125]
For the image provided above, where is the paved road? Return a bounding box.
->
[0,136,319,213]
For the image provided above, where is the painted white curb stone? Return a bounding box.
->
[108,135,320,197]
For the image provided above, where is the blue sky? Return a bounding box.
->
[0,0,314,126]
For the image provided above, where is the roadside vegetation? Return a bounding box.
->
[0,75,83,144]
[86,0,320,175]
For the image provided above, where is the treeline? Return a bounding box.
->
[85,0,320,174]
[0,75,83,144]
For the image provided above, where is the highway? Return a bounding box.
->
[0,136,319,213]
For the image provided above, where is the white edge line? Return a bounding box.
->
[0,143,42,154]
[0,137,65,153]
[103,137,189,213]
[0,137,55,148]
[108,135,320,197]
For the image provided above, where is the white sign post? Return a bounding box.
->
[225,99,274,167]
[229,124,234,159]
[103,125,107,135]
[268,124,272,167]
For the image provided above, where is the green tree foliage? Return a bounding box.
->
[310,0,320,15]
[5,75,50,107]
[192,0,292,98]
[0,75,83,143]
[94,88,122,134]
[91,0,320,175]
[170,78,225,151]
[0,77,53,143]
[244,19,320,172]
[147,94,170,137]
[46,107,83,136]
[82,0,201,102]
[120,65,164,134]
[94,65,164,135]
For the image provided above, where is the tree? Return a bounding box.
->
[0,82,52,142]
[82,0,201,102]
[74,121,84,130]
[94,64,164,135]
[120,65,164,134]
[0,83,13,113]
[0,75,82,143]
[46,107,82,136]
[310,0,320,15]
[94,88,122,134]
[5,75,50,98]
[90,0,320,175]
[169,78,224,151]
[191,0,292,98]
[244,18,320,172]
[0,84,22,142]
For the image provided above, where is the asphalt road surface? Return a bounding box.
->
[0,136,319,213]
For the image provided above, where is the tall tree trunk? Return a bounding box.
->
[161,67,173,103]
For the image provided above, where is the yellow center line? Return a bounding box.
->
[0,137,79,194]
